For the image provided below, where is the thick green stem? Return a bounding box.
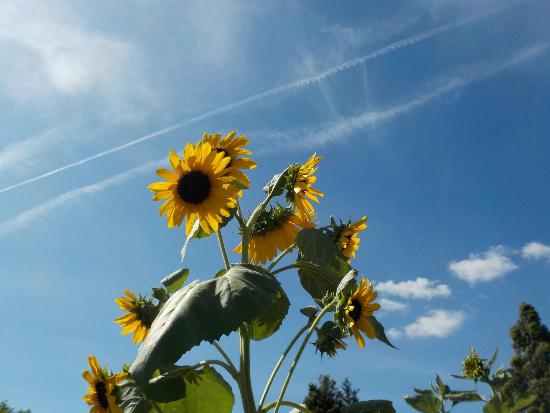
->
[261,400,311,413]
[240,325,256,413]
[217,230,231,270]
[267,243,295,271]
[273,301,336,413]
[257,324,309,411]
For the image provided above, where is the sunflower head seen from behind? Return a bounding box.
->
[234,205,315,265]
[148,141,240,235]
[283,153,324,219]
[333,216,367,262]
[114,289,157,345]
[82,355,127,413]
[202,130,256,189]
[339,277,380,349]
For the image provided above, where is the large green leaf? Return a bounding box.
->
[445,390,483,407]
[249,288,290,341]
[118,383,151,413]
[344,400,396,413]
[152,367,234,413]
[404,392,442,413]
[262,165,292,197]
[161,269,189,293]
[296,228,350,300]
[130,265,283,385]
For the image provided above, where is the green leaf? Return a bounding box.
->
[367,316,398,349]
[130,265,283,385]
[262,165,291,196]
[300,306,319,320]
[344,400,395,413]
[146,367,186,403]
[152,367,234,413]
[484,399,504,413]
[118,383,151,413]
[435,375,449,396]
[336,269,358,297]
[161,269,190,293]
[404,392,443,413]
[508,395,536,413]
[296,228,350,300]
[249,288,290,341]
[487,347,499,370]
[445,390,483,407]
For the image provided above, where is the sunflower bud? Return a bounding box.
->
[462,348,489,381]
[314,321,347,358]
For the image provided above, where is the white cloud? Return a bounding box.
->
[379,298,410,313]
[449,246,518,284]
[404,310,465,338]
[376,277,451,300]
[522,242,550,261]
[387,328,403,339]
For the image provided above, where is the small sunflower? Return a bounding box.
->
[82,355,127,413]
[343,277,380,349]
[114,290,157,345]
[234,206,315,265]
[315,321,347,358]
[285,153,323,218]
[148,141,240,234]
[335,216,367,261]
[462,348,488,381]
[202,130,256,188]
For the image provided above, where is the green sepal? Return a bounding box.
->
[366,316,398,349]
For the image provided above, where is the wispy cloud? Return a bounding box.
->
[387,327,404,339]
[0,2,516,195]
[377,277,451,300]
[379,298,410,313]
[259,43,550,150]
[449,246,518,284]
[403,309,465,338]
[0,160,162,238]
[522,241,550,262]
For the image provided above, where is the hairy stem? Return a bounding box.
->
[261,400,311,413]
[267,243,295,272]
[257,324,309,411]
[273,301,336,413]
[213,340,237,373]
[217,230,231,270]
[240,325,256,413]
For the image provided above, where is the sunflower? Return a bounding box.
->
[285,153,323,218]
[234,206,315,265]
[462,348,488,381]
[315,321,347,358]
[335,216,367,261]
[114,290,156,345]
[202,130,256,188]
[148,141,240,234]
[343,277,380,348]
[82,355,127,413]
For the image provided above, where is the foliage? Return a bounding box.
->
[0,401,30,413]
[501,303,550,413]
[303,375,359,413]
[82,132,396,413]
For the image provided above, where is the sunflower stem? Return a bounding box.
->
[267,243,295,272]
[261,400,311,413]
[213,340,237,372]
[273,299,336,413]
[217,230,231,270]
[270,264,298,276]
[257,323,309,411]
[162,359,238,381]
[239,325,256,413]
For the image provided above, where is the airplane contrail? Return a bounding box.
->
[0,0,524,195]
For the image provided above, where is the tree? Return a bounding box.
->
[0,401,31,413]
[502,303,550,413]
[303,375,359,413]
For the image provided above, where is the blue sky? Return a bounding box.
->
[1,0,549,412]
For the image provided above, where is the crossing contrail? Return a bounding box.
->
[0,0,524,195]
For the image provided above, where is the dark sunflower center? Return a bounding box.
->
[349,298,362,321]
[177,171,211,204]
[95,381,109,409]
